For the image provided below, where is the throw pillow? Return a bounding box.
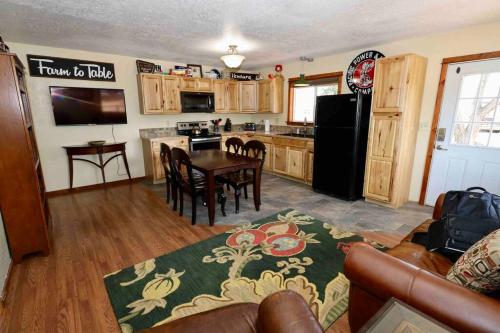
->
[446,229,500,293]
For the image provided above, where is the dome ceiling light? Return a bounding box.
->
[220,45,245,68]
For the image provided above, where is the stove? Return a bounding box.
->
[177,121,221,151]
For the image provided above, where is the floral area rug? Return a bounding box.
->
[104,209,385,332]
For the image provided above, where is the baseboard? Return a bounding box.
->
[46,177,146,197]
[0,260,13,305]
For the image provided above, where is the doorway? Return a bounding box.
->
[423,55,500,206]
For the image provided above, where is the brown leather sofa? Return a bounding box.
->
[141,290,324,333]
[345,194,500,333]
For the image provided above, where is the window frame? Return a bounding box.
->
[287,71,343,125]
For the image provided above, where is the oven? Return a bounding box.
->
[189,136,221,151]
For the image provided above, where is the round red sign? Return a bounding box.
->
[346,50,385,94]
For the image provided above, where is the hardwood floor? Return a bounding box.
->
[0,183,403,332]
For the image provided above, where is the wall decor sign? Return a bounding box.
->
[136,59,155,74]
[346,50,385,94]
[27,55,115,81]
[229,72,259,81]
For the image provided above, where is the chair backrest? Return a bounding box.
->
[171,147,195,190]
[243,140,267,172]
[160,143,173,177]
[225,137,245,155]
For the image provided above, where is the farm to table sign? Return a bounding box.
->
[27,54,115,81]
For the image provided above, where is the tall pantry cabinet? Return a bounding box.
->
[0,53,50,263]
[363,53,427,208]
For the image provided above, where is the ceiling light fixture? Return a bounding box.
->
[220,45,245,68]
[295,56,314,87]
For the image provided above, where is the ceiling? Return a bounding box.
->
[1,0,500,69]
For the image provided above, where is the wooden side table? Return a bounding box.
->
[63,142,131,189]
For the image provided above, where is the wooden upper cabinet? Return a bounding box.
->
[162,76,181,113]
[240,81,257,112]
[258,80,271,112]
[271,76,284,114]
[226,81,240,112]
[214,80,227,112]
[139,74,164,114]
[179,77,196,91]
[196,78,213,92]
[372,56,407,112]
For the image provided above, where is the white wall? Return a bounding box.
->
[0,212,10,297]
[8,42,258,192]
[254,21,500,202]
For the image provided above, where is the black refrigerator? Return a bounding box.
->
[312,93,372,200]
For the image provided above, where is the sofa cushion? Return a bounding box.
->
[446,229,500,293]
[387,241,453,276]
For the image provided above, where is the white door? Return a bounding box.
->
[425,59,500,206]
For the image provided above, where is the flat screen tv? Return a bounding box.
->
[50,86,127,125]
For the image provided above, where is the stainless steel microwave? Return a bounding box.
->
[180,92,215,113]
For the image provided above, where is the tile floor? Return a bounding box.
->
[145,173,433,235]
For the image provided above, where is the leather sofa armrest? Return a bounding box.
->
[345,243,500,333]
[432,193,446,220]
[257,290,324,333]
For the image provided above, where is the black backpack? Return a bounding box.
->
[413,187,500,258]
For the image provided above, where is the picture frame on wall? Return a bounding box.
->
[187,64,203,78]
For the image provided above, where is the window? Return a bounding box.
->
[288,72,342,124]
[451,72,500,148]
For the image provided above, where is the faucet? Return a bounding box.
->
[301,117,308,136]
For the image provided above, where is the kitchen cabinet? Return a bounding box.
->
[180,77,213,92]
[162,76,181,113]
[138,74,164,114]
[214,80,239,113]
[180,77,196,91]
[287,148,305,179]
[306,151,314,184]
[138,74,181,114]
[196,78,213,92]
[239,81,257,113]
[142,137,189,183]
[272,145,288,174]
[258,77,284,113]
[363,53,427,208]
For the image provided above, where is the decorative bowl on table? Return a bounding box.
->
[88,140,106,146]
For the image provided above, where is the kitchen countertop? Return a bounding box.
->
[141,130,314,142]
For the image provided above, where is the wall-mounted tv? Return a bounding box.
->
[50,86,127,125]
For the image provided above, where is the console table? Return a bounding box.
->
[63,142,131,189]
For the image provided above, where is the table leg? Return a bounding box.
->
[68,154,74,189]
[253,166,261,211]
[206,171,216,226]
[122,149,132,180]
[98,153,106,184]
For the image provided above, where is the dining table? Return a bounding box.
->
[189,149,262,226]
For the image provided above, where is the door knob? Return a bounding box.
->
[436,145,448,151]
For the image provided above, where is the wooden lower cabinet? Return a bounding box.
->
[287,148,305,179]
[262,143,273,171]
[306,151,314,184]
[364,158,393,202]
[272,145,288,174]
[142,137,189,183]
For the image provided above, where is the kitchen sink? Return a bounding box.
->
[278,133,314,139]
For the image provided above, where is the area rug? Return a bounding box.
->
[104,209,384,332]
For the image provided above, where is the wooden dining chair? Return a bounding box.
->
[225,137,245,154]
[216,140,266,213]
[224,137,245,191]
[171,147,227,225]
[160,143,176,208]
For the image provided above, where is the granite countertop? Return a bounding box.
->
[221,130,314,141]
[140,129,314,141]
